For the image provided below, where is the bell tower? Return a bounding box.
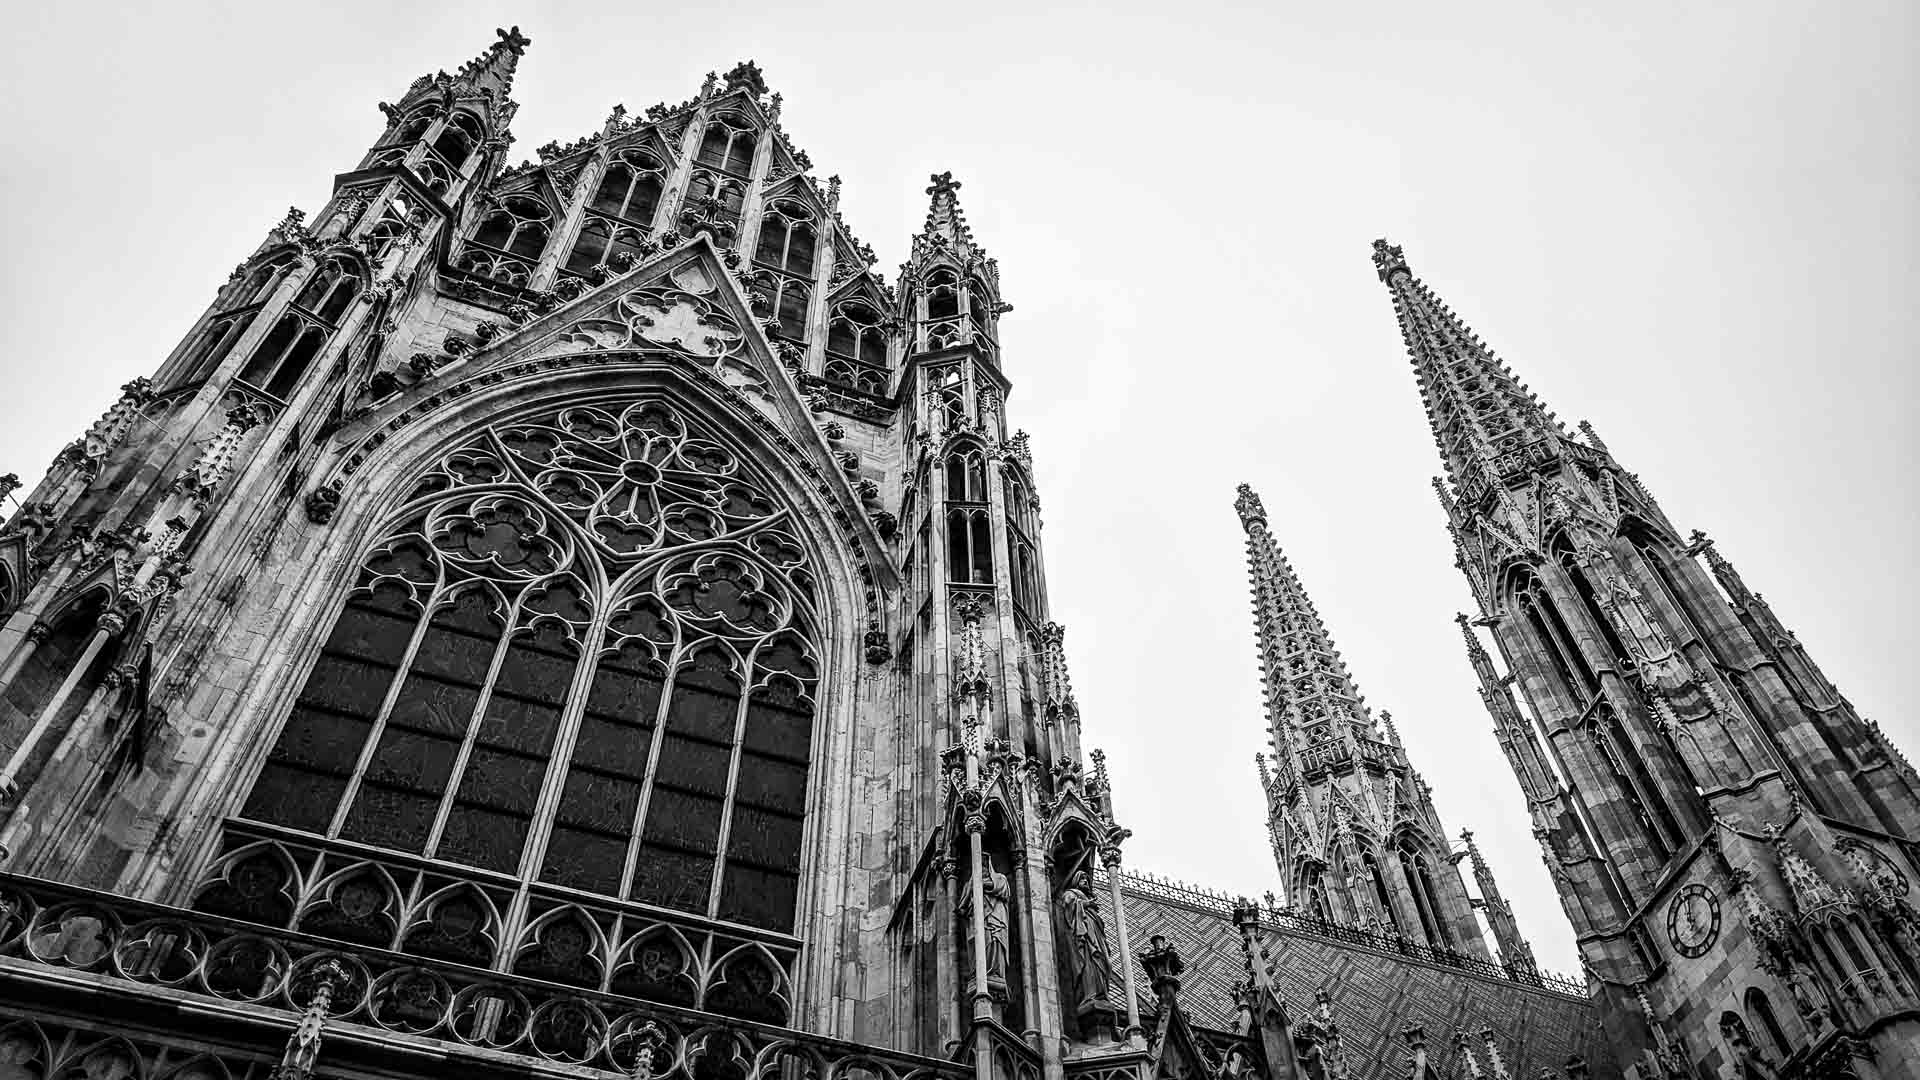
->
[1374,238,1920,1077]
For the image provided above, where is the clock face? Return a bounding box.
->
[1667,883,1721,959]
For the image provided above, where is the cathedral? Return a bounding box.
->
[0,27,1914,1080]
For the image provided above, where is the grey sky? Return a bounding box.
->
[3,1,1914,972]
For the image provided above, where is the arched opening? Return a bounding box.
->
[432,112,485,168]
[591,149,666,226]
[696,115,756,176]
[1744,987,1791,1059]
[0,590,115,769]
[471,195,553,261]
[1397,836,1453,950]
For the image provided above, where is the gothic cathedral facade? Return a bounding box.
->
[0,25,1908,1080]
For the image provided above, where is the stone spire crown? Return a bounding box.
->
[1371,239,1575,505]
[454,26,532,98]
[907,171,998,287]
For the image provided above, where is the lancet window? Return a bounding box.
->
[179,255,298,385]
[928,365,967,432]
[1005,469,1040,614]
[753,201,816,342]
[234,398,822,936]
[1397,837,1453,949]
[393,105,440,144]
[946,508,993,585]
[968,280,994,344]
[433,111,485,168]
[945,450,988,503]
[825,302,889,394]
[237,256,361,400]
[591,149,666,227]
[461,195,553,287]
[364,194,426,259]
[926,270,960,320]
[696,114,757,176]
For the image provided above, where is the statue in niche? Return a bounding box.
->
[1056,868,1114,1005]
[959,865,1013,987]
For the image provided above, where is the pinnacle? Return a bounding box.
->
[451,25,532,97]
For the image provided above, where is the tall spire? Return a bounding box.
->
[1371,240,1571,505]
[1235,483,1375,746]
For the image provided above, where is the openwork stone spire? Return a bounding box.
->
[1236,483,1374,746]
[1372,240,1571,505]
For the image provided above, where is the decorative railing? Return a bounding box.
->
[1112,871,1588,999]
[195,822,801,1026]
[0,872,966,1080]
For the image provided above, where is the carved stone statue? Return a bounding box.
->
[959,865,1013,987]
[1056,869,1114,1004]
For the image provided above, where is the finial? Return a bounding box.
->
[926,170,962,198]
[722,60,768,98]
[1577,419,1609,454]
[700,71,718,99]
[1372,238,1409,283]
[494,25,532,56]
[1140,934,1185,1003]
[827,174,842,211]
[1233,482,1267,530]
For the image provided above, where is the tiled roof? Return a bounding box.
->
[1105,874,1620,1079]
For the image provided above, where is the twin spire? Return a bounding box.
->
[1235,484,1377,758]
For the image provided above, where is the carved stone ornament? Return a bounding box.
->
[305,487,343,525]
[864,623,890,664]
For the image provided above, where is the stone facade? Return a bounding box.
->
[1371,239,1920,1078]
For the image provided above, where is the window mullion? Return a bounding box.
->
[326,585,441,839]
[515,601,612,883]
[422,599,522,858]
[620,637,688,899]
[707,642,758,920]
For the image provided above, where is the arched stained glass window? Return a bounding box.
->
[240,397,823,933]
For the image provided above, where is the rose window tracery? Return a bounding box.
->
[234,397,821,945]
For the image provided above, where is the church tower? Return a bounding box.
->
[0,33,1149,1080]
[1373,239,1920,1078]
[1235,484,1493,961]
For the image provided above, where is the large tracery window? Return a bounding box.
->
[239,398,822,935]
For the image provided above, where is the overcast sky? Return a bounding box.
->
[4,2,1915,973]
